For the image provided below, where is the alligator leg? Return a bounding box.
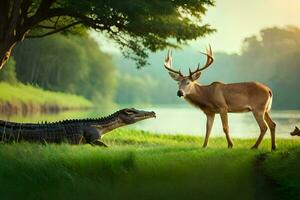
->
[78,136,87,144]
[91,139,108,147]
[83,127,107,147]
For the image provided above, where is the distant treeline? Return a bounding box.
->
[1,35,116,105]
[215,26,300,109]
[117,26,300,109]
[1,26,299,109]
[14,35,117,105]
[0,34,160,106]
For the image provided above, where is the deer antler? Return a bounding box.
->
[189,45,214,77]
[164,50,183,77]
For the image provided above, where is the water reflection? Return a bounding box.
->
[131,107,300,138]
[1,106,299,138]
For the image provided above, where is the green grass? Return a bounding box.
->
[0,82,93,109]
[0,129,300,200]
[262,147,300,200]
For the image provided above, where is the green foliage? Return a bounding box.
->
[24,0,215,67]
[115,73,156,105]
[116,55,183,105]
[119,26,300,108]
[0,57,17,84]
[0,129,299,200]
[237,26,300,109]
[14,35,87,92]
[13,34,116,104]
[0,82,92,109]
[70,36,117,105]
[262,146,300,200]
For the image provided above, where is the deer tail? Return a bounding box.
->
[267,90,273,111]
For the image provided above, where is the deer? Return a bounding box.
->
[290,126,300,136]
[164,46,276,150]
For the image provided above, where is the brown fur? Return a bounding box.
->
[182,81,276,150]
[185,82,271,114]
[164,47,276,150]
[290,127,300,136]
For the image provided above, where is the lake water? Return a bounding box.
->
[1,106,300,138]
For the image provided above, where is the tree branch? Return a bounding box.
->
[37,24,56,29]
[34,0,56,16]
[46,8,119,30]
[23,0,56,30]
[26,21,82,38]
[54,16,60,28]
[20,0,32,21]
[7,0,23,38]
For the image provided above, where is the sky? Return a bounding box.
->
[92,0,300,55]
[195,0,300,53]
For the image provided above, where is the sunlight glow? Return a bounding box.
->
[191,0,300,53]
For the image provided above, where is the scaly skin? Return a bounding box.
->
[0,108,156,146]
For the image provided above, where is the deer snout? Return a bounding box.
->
[177,90,183,97]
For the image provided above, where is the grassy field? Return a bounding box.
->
[0,129,300,200]
[0,82,93,111]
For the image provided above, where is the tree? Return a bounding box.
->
[72,35,117,103]
[13,34,88,92]
[0,0,215,69]
[115,73,155,105]
[236,26,300,109]
[13,34,117,103]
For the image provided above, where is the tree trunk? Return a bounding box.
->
[0,0,22,70]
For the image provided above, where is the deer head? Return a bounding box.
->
[164,46,214,97]
[290,126,300,136]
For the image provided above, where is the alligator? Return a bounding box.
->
[0,108,156,146]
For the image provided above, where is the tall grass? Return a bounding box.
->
[0,129,300,200]
[262,145,300,200]
[0,82,93,110]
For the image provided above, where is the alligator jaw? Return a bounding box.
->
[92,109,156,135]
[132,111,156,122]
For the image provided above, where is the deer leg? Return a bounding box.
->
[265,112,276,150]
[220,112,233,148]
[251,111,268,149]
[202,113,215,148]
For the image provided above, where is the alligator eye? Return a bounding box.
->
[125,111,134,115]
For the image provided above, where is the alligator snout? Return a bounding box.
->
[150,111,156,118]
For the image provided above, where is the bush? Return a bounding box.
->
[0,57,18,84]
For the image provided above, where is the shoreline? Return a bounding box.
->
[0,101,92,115]
[0,82,93,115]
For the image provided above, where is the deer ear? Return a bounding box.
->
[190,71,201,81]
[296,126,299,131]
[168,72,183,81]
